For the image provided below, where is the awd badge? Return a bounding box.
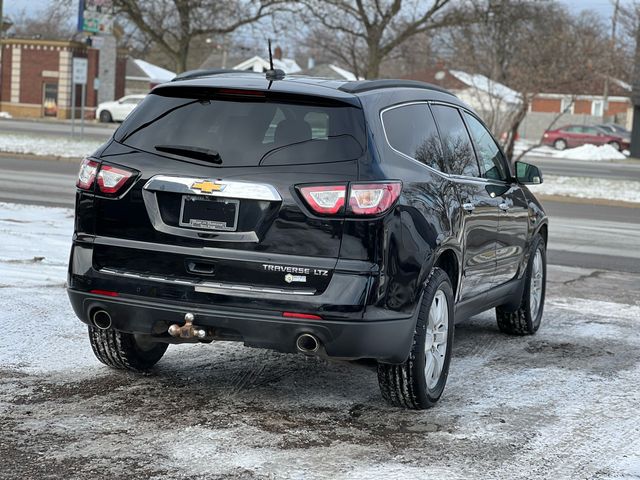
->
[285,273,307,284]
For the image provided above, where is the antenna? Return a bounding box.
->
[265,38,285,81]
[268,39,274,71]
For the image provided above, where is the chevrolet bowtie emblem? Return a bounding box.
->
[191,180,225,193]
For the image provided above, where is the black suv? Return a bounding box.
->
[67,72,547,409]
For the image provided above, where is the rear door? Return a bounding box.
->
[462,111,529,287]
[95,89,367,295]
[431,104,499,301]
[581,126,606,146]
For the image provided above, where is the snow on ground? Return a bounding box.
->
[1,203,640,479]
[0,132,102,158]
[0,203,73,288]
[0,112,12,119]
[515,140,629,161]
[530,175,640,204]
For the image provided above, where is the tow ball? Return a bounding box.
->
[168,313,208,340]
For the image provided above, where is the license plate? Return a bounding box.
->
[179,195,239,231]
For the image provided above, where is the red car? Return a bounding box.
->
[541,124,630,151]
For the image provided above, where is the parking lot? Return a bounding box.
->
[1,204,639,479]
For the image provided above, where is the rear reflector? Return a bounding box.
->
[349,182,402,215]
[299,185,346,215]
[97,165,134,195]
[76,157,99,190]
[89,289,119,297]
[283,312,323,320]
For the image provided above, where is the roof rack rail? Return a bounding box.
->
[338,79,454,96]
[171,68,255,82]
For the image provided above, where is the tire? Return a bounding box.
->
[608,141,621,151]
[553,139,567,150]
[99,110,113,123]
[496,234,546,335]
[88,325,168,371]
[377,268,455,409]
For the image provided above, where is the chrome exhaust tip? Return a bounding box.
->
[92,310,112,330]
[296,333,319,354]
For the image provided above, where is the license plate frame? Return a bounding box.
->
[179,195,239,232]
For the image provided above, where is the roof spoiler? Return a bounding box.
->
[171,69,257,82]
[339,79,456,97]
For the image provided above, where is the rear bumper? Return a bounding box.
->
[67,288,417,363]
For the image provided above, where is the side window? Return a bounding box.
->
[430,105,479,177]
[382,103,445,171]
[463,112,508,182]
[581,126,599,135]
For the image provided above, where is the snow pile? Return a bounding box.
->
[556,144,627,161]
[0,132,102,158]
[0,111,12,119]
[529,175,640,203]
[0,202,73,287]
[513,140,629,161]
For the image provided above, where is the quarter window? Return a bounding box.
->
[430,105,479,177]
[463,112,508,181]
[382,103,445,171]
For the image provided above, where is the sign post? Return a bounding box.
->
[71,57,88,139]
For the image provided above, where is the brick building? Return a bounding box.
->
[0,38,126,119]
[529,77,631,120]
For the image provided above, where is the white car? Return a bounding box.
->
[97,94,146,123]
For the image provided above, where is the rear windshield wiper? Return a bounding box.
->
[154,145,222,164]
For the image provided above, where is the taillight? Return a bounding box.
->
[76,157,99,190]
[97,165,134,195]
[349,182,402,215]
[298,182,402,216]
[299,185,346,215]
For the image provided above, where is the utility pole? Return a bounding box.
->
[602,0,620,122]
[631,10,640,158]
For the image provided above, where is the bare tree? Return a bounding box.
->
[445,0,608,160]
[112,0,287,73]
[8,3,75,40]
[299,0,465,79]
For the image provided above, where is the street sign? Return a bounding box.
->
[77,0,114,34]
[72,58,88,85]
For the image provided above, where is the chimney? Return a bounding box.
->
[274,46,283,61]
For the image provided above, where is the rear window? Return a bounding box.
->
[115,90,366,167]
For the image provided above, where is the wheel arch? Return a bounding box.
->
[433,248,461,299]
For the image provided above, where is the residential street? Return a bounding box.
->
[525,155,640,181]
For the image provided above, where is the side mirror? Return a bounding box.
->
[515,161,543,185]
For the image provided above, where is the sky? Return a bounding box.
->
[1,0,628,23]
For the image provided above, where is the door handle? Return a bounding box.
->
[462,202,476,212]
[498,202,510,211]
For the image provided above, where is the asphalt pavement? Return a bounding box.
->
[0,154,638,274]
[524,155,640,181]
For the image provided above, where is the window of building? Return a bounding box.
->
[592,100,604,117]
